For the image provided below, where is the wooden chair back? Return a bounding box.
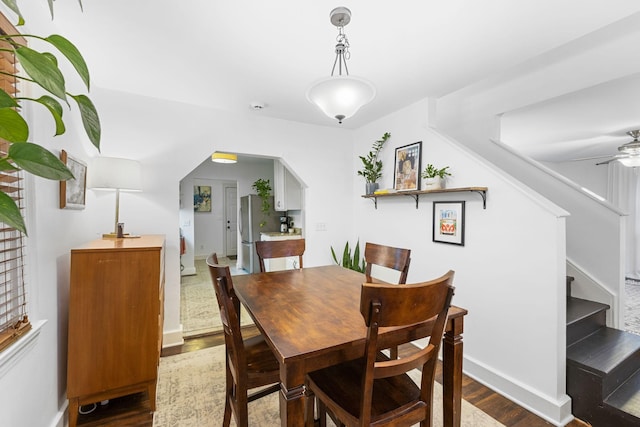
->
[306,270,455,426]
[207,256,246,380]
[364,242,411,284]
[358,271,455,425]
[255,239,305,272]
[206,253,280,426]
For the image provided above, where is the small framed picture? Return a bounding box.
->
[433,201,465,246]
[194,185,212,212]
[394,141,422,191]
[59,150,87,210]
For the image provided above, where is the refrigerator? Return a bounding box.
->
[240,194,282,273]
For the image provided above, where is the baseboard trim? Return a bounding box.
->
[163,326,185,348]
[181,266,196,276]
[49,399,68,427]
[464,356,573,427]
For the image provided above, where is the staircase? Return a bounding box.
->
[567,277,640,426]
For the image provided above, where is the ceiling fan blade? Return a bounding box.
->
[595,158,618,165]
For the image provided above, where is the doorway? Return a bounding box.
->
[178,155,278,337]
[224,185,237,257]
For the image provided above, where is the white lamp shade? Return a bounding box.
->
[619,157,640,167]
[88,157,142,191]
[306,75,375,122]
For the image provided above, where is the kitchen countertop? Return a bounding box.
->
[261,231,302,237]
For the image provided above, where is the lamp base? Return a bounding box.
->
[102,233,141,239]
[102,232,131,238]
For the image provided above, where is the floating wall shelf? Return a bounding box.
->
[362,187,488,209]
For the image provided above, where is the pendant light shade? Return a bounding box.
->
[211,152,237,164]
[307,7,375,124]
[306,76,375,124]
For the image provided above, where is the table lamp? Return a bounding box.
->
[88,156,142,237]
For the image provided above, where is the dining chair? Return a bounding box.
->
[255,238,305,272]
[206,254,281,427]
[364,242,411,284]
[364,242,412,359]
[306,270,455,427]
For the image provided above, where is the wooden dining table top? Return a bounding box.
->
[233,264,468,427]
[233,264,466,365]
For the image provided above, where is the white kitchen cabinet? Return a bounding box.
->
[273,159,302,211]
[260,232,303,272]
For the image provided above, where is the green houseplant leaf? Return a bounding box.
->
[0,108,28,142]
[0,191,26,233]
[45,34,90,90]
[421,164,452,179]
[252,178,272,228]
[9,142,73,180]
[32,95,65,135]
[15,45,67,102]
[0,88,19,108]
[1,0,23,25]
[331,240,365,273]
[71,94,100,150]
[0,0,98,235]
[357,132,390,183]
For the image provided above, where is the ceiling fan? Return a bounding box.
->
[594,130,640,167]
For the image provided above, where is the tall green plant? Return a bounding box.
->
[0,0,101,234]
[330,239,365,273]
[251,178,272,227]
[357,132,390,184]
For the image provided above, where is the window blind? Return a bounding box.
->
[0,14,30,352]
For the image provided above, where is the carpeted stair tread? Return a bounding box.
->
[567,327,640,376]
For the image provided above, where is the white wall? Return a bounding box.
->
[543,160,609,198]
[437,46,627,328]
[353,99,572,425]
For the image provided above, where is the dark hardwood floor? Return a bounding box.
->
[77,326,589,426]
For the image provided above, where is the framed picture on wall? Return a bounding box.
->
[393,141,422,191]
[59,150,87,210]
[433,201,465,246]
[194,185,212,212]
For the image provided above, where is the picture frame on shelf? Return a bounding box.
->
[194,185,212,212]
[59,150,87,210]
[433,201,465,246]
[393,141,422,191]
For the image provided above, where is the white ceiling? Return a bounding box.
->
[15,1,640,163]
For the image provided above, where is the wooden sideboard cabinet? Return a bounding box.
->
[67,235,165,427]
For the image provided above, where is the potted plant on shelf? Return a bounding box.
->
[358,132,390,195]
[252,178,272,227]
[421,164,452,190]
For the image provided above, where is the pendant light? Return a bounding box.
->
[306,7,375,124]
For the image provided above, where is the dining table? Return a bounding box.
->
[232,264,468,427]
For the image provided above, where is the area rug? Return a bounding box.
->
[153,345,505,427]
[625,278,640,336]
[181,257,252,337]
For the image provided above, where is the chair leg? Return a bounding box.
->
[222,397,232,427]
[224,364,233,427]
